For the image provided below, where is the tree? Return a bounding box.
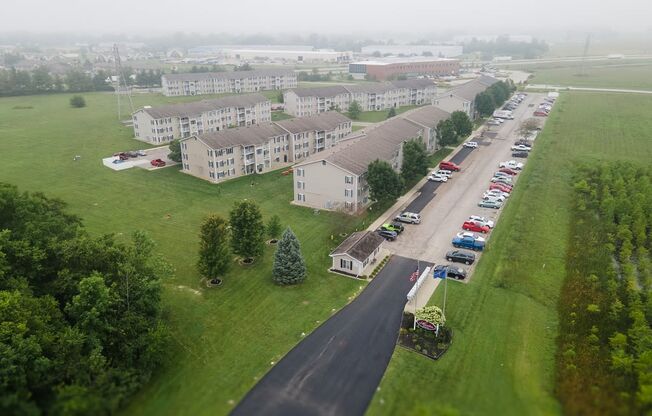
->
[229,200,265,260]
[272,228,306,285]
[436,119,458,147]
[415,305,446,326]
[348,100,361,120]
[387,107,396,119]
[197,214,232,279]
[234,63,253,71]
[450,111,473,138]
[474,92,495,117]
[366,160,403,203]
[69,95,86,108]
[266,215,282,240]
[518,118,541,137]
[401,140,429,183]
[168,139,182,162]
[277,91,284,103]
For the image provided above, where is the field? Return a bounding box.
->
[529,61,652,90]
[0,92,379,415]
[366,92,652,415]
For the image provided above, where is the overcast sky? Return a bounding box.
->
[2,0,651,37]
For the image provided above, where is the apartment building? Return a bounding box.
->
[399,105,451,152]
[292,117,427,212]
[132,94,271,145]
[161,69,298,96]
[433,75,499,119]
[180,111,352,183]
[283,79,437,116]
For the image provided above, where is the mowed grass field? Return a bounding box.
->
[366,92,652,415]
[530,61,652,90]
[0,92,377,415]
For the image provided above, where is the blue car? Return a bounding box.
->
[451,236,485,251]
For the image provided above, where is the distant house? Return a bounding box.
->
[329,231,385,277]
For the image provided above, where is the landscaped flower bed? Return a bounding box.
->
[398,313,452,360]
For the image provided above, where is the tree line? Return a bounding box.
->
[0,183,169,415]
[474,80,516,117]
[558,163,652,415]
[463,36,549,59]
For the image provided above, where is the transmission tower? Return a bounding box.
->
[112,44,134,120]
[578,34,591,77]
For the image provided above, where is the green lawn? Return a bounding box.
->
[352,124,365,132]
[354,105,422,123]
[367,92,652,415]
[0,92,380,415]
[530,61,652,90]
[271,111,293,121]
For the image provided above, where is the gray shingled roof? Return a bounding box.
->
[447,76,500,101]
[330,231,384,262]
[346,83,393,95]
[401,105,451,128]
[287,85,350,98]
[311,117,424,175]
[389,79,436,89]
[162,69,295,82]
[276,111,350,134]
[139,93,268,119]
[193,123,288,149]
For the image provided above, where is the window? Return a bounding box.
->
[296,168,304,177]
[345,189,353,198]
[297,193,305,202]
[345,175,353,184]
[296,181,304,190]
[340,258,352,270]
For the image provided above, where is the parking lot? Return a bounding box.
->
[102,145,178,171]
[381,92,549,285]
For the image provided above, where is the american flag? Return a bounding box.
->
[409,266,420,282]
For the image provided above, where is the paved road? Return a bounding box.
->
[231,256,431,416]
[525,84,652,94]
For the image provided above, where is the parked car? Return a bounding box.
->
[446,250,476,265]
[428,173,448,182]
[463,141,478,148]
[452,235,485,251]
[514,140,531,147]
[511,144,531,152]
[484,189,509,199]
[468,215,495,228]
[512,151,529,158]
[151,159,166,167]
[478,199,503,209]
[395,212,421,224]
[490,183,513,193]
[499,167,518,176]
[377,229,398,241]
[493,171,511,178]
[435,169,453,178]
[126,151,139,158]
[482,193,506,203]
[499,160,524,170]
[114,152,129,160]
[490,176,513,185]
[456,232,486,242]
[534,111,549,117]
[439,161,460,172]
[462,221,490,233]
[136,150,147,157]
[487,119,501,126]
[433,264,467,280]
[381,223,404,234]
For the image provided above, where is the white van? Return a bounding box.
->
[395,212,421,224]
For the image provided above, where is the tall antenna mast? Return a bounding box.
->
[113,44,134,120]
[578,34,591,77]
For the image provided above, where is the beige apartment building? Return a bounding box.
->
[180,111,352,183]
[132,94,271,145]
[161,70,297,96]
[292,117,428,212]
[283,79,437,116]
[434,75,499,119]
[399,105,451,152]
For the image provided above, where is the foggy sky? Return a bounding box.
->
[2,0,651,37]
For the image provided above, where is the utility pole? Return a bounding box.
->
[578,34,591,77]
[113,44,134,120]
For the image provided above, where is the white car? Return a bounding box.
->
[463,141,478,148]
[482,192,506,202]
[468,215,495,228]
[499,160,524,170]
[456,232,486,242]
[487,119,501,126]
[395,212,421,224]
[484,189,509,199]
[428,174,448,182]
[493,171,511,178]
[435,169,453,178]
[511,144,531,152]
[491,176,513,184]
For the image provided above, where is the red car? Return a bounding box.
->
[113,152,129,160]
[498,167,518,176]
[462,221,490,234]
[490,183,512,193]
[151,159,166,167]
[534,111,548,117]
[439,161,460,172]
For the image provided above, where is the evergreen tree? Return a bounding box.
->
[272,228,306,285]
[229,200,265,260]
[197,214,232,279]
[348,100,361,120]
[387,107,396,119]
[266,214,282,240]
[168,139,182,162]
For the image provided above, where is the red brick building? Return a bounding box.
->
[349,57,460,80]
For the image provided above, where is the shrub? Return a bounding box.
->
[69,95,86,108]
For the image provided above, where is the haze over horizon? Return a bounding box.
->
[2,0,652,38]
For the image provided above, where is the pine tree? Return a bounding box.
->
[273,228,306,285]
[197,214,232,278]
[229,200,265,260]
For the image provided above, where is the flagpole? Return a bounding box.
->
[413,259,420,330]
[443,273,448,317]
